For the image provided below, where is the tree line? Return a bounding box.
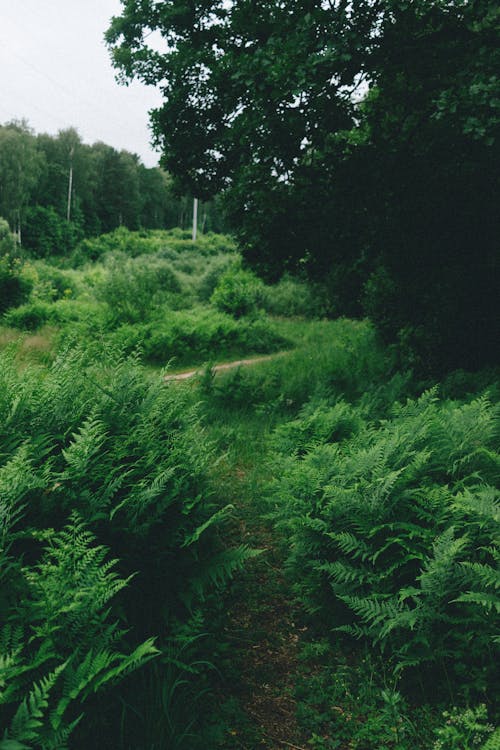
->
[0,120,225,257]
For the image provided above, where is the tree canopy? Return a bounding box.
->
[107,0,500,373]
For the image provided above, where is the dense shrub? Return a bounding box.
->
[4,299,104,331]
[211,319,389,411]
[3,299,57,328]
[260,275,329,318]
[71,227,237,266]
[98,254,184,322]
[210,265,265,317]
[30,261,81,300]
[196,254,237,302]
[70,226,152,264]
[269,389,500,697]
[0,348,253,746]
[0,254,33,314]
[107,307,289,365]
[23,205,83,257]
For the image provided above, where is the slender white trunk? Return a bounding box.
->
[67,164,73,221]
[192,197,198,242]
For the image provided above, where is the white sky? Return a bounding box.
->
[0,0,164,167]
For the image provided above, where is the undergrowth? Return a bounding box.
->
[0,346,254,748]
[1,228,498,748]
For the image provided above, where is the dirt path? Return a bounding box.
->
[212,463,311,750]
[164,351,290,381]
[223,529,308,749]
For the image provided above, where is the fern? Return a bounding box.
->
[185,545,262,607]
[3,665,65,746]
[1,513,157,748]
[24,513,130,649]
[268,388,500,695]
[0,346,285,743]
[61,417,107,479]
[182,504,234,547]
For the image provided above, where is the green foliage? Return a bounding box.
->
[29,262,80,302]
[196,254,237,303]
[97,254,184,323]
[270,400,364,456]
[259,274,329,318]
[103,307,288,366]
[72,226,164,264]
[210,265,264,318]
[107,0,500,373]
[0,255,32,315]
[0,347,254,745]
[432,705,496,750]
[210,318,388,412]
[4,300,104,332]
[22,206,82,258]
[4,300,59,329]
[71,227,236,267]
[0,513,158,749]
[0,218,16,254]
[295,645,433,750]
[269,389,500,696]
[0,122,44,227]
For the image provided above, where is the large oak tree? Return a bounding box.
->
[106,0,500,372]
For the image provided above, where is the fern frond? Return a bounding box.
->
[6,664,65,745]
[185,546,262,606]
[454,592,500,613]
[182,504,234,547]
[317,560,369,587]
[460,561,500,590]
[61,417,107,478]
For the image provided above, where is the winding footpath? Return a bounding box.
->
[164,351,290,381]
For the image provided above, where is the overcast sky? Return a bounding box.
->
[0,0,163,166]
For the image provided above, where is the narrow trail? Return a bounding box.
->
[164,351,290,381]
[223,528,308,750]
[213,464,311,750]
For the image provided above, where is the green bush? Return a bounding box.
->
[71,228,237,266]
[197,254,237,302]
[4,299,104,331]
[260,275,329,318]
[71,226,155,264]
[0,347,254,746]
[30,261,81,300]
[3,299,57,329]
[0,255,33,314]
[210,265,265,317]
[269,389,499,697]
[211,319,388,411]
[108,307,289,365]
[23,205,83,257]
[98,254,184,322]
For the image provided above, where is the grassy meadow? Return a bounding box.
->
[0,229,498,750]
